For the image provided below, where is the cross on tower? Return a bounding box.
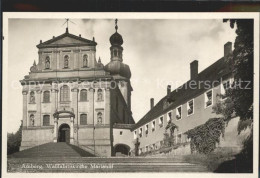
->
[62,18,76,33]
[115,19,118,32]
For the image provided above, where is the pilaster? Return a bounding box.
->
[36,89,42,126]
[71,86,79,126]
[51,87,58,125]
[88,88,95,125]
[22,90,28,128]
[105,88,111,125]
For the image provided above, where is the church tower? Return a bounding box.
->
[105,19,133,110]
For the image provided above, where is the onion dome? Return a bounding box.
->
[104,61,131,79]
[110,32,123,46]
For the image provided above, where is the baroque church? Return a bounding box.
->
[20,20,135,157]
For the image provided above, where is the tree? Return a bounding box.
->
[7,120,23,155]
[163,120,179,147]
[213,19,253,172]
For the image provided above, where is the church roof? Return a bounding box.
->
[131,56,233,131]
[37,29,97,48]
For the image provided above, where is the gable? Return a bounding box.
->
[50,36,89,45]
[37,32,96,48]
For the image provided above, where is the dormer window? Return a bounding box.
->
[187,99,194,116]
[45,56,50,69]
[64,55,69,68]
[83,54,88,67]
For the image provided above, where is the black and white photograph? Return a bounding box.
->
[2,13,259,176]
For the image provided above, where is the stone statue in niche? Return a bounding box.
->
[83,54,88,67]
[30,92,35,103]
[30,114,35,126]
[97,112,102,124]
[97,89,103,101]
[64,55,69,68]
[45,57,50,69]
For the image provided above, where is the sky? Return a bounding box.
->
[7,18,237,133]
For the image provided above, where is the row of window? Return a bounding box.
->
[29,87,104,103]
[134,80,232,138]
[44,54,89,70]
[28,113,104,126]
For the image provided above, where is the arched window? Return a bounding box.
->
[30,114,35,126]
[60,85,70,102]
[64,55,69,68]
[43,91,50,103]
[97,89,103,101]
[80,114,87,125]
[83,54,88,67]
[113,49,118,57]
[45,56,50,69]
[97,112,102,124]
[43,115,50,126]
[80,89,87,101]
[30,91,35,103]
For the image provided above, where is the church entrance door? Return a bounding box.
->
[58,124,70,143]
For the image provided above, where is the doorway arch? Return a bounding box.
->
[114,144,130,156]
[58,124,70,143]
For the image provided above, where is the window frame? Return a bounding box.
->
[80,89,88,102]
[60,85,70,102]
[43,90,50,103]
[187,99,194,116]
[134,130,137,139]
[167,111,172,123]
[43,115,50,126]
[80,114,87,125]
[205,89,213,108]
[159,116,164,128]
[176,105,182,120]
[139,127,143,138]
[152,120,156,132]
[145,124,149,136]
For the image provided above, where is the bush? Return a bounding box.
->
[185,118,225,154]
[7,121,22,155]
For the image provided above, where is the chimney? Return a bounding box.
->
[150,98,154,109]
[190,60,198,80]
[167,85,171,95]
[224,42,232,57]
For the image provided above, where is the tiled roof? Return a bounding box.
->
[131,56,233,131]
[113,123,135,129]
[37,31,97,48]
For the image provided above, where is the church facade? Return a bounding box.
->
[20,22,135,157]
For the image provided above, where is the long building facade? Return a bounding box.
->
[20,21,244,157]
